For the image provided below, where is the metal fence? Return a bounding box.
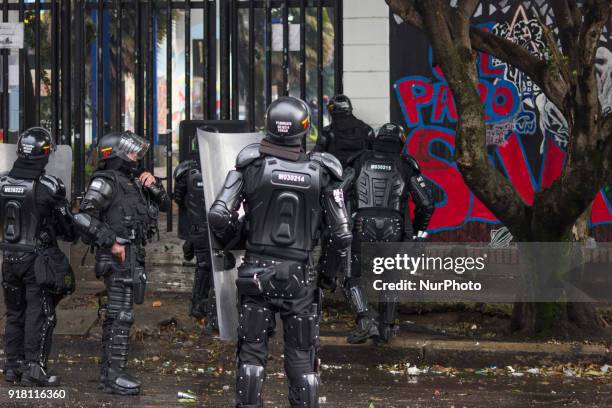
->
[0,0,342,200]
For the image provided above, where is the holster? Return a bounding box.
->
[2,280,24,307]
[237,257,316,299]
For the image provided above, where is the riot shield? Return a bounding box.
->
[0,144,73,270]
[197,129,263,340]
[178,120,248,240]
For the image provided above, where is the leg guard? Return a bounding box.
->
[343,278,379,344]
[235,363,265,408]
[203,286,219,336]
[237,303,274,343]
[341,279,370,315]
[100,279,140,395]
[2,278,26,367]
[190,252,210,318]
[37,292,57,368]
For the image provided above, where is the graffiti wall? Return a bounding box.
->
[389,0,612,241]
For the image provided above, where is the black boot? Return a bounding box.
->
[4,360,24,383]
[20,362,59,387]
[346,315,380,344]
[99,309,141,395]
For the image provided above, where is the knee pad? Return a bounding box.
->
[236,364,264,407]
[238,304,273,343]
[95,254,116,278]
[286,308,319,351]
[298,373,320,408]
[117,310,134,326]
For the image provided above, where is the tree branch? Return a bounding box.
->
[550,0,578,57]
[386,0,423,29]
[468,27,569,110]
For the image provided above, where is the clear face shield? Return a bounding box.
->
[117,132,150,162]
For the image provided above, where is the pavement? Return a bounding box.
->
[0,213,609,407]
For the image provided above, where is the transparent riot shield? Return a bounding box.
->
[197,129,263,340]
[0,144,73,269]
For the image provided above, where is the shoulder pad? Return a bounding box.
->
[91,170,118,182]
[310,152,343,181]
[88,177,114,199]
[236,143,262,168]
[174,160,197,180]
[403,155,421,174]
[39,175,66,198]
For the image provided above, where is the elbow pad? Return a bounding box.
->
[72,212,116,248]
[409,175,434,232]
[208,170,243,238]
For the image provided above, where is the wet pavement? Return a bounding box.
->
[0,213,609,407]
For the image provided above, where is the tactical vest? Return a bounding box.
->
[356,152,405,212]
[185,167,207,228]
[0,176,40,250]
[244,156,322,253]
[93,170,155,244]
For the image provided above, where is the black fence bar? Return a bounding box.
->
[282,0,289,96]
[115,0,123,131]
[166,0,173,232]
[236,1,336,7]
[74,0,85,196]
[219,0,229,119]
[185,0,191,120]
[61,0,71,145]
[248,0,255,130]
[146,0,154,171]
[51,0,59,141]
[135,1,144,138]
[203,0,209,120]
[96,0,103,140]
[316,0,323,133]
[34,0,40,125]
[264,0,271,108]
[299,0,305,101]
[2,0,9,141]
[334,0,342,94]
[230,0,238,120]
[18,0,24,134]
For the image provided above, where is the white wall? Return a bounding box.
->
[342,0,390,130]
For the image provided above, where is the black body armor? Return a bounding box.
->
[0,176,39,251]
[314,118,374,167]
[355,152,406,212]
[244,156,322,256]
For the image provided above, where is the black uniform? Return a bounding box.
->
[209,97,351,408]
[1,127,75,386]
[313,94,374,168]
[345,123,434,344]
[173,159,217,329]
[74,132,170,395]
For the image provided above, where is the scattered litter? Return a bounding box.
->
[407,365,424,376]
[319,396,327,403]
[470,324,477,330]
[563,368,576,377]
[526,368,540,375]
[152,300,162,307]
[222,385,230,391]
[177,391,197,403]
[601,364,609,374]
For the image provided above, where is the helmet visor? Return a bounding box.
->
[117,133,150,161]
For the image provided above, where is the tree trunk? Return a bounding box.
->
[510,233,607,338]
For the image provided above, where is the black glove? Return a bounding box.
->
[223,251,236,270]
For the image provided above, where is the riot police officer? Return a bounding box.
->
[313,94,374,167]
[73,131,170,395]
[1,127,76,386]
[345,123,434,344]
[173,148,218,335]
[208,96,352,408]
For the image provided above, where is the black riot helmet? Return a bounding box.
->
[264,96,311,146]
[97,131,150,162]
[373,123,407,152]
[16,127,55,160]
[327,94,353,116]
